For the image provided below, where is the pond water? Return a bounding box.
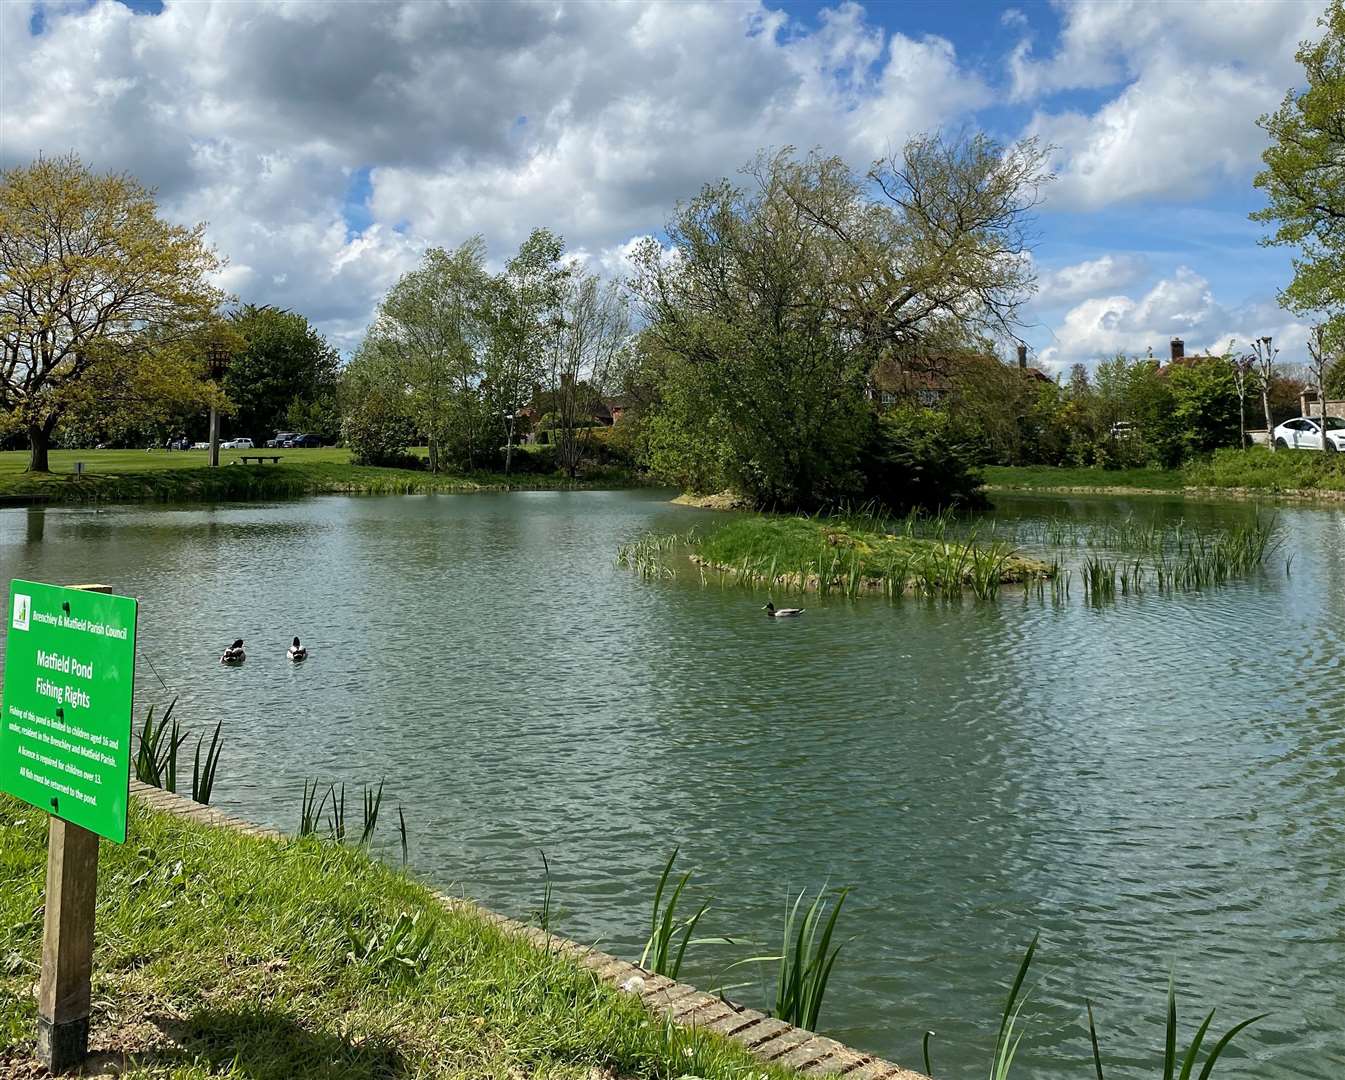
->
[2,490,1343,1079]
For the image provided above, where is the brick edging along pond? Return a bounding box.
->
[127,781,928,1080]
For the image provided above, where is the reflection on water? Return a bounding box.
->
[2,490,1343,1079]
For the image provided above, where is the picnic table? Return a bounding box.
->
[235,454,283,465]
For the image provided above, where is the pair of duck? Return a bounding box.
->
[220,637,307,664]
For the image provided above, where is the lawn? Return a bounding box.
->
[0,794,790,1080]
[985,452,1345,496]
[982,465,1186,491]
[0,447,639,503]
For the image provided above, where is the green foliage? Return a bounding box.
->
[631,133,1051,510]
[339,380,418,467]
[640,848,711,980]
[224,305,340,444]
[772,886,847,1031]
[860,406,986,513]
[1253,0,1345,332]
[0,154,226,471]
[1185,446,1345,491]
[134,699,222,806]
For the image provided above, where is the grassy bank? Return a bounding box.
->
[0,448,639,504]
[0,794,788,1080]
[986,449,1345,497]
[621,512,1050,599]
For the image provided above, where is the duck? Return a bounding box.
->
[287,636,308,663]
[763,602,805,618]
[220,639,246,664]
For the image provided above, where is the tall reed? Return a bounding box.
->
[772,886,847,1031]
[640,848,710,980]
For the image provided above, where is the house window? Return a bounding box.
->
[915,389,943,407]
[879,392,896,408]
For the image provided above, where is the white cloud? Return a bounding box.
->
[0,0,986,350]
[1015,0,1328,209]
[1037,267,1311,370]
[1036,254,1149,305]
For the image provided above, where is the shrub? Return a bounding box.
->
[860,407,986,512]
[342,391,417,467]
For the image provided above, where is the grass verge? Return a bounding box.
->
[0,794,791,1080]
[986,450,1345,497]
[0,448,639,504]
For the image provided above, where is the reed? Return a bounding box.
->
[360,779,385,845]
[536,849,555,932]
[640,848,710,980]
[772,886,847,1031]
[135,699,222,805]
[190,721,223,806]
[328,782,347,842]
[398,805,409,866]
[1086,977,1263,1079]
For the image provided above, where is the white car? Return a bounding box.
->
[1272,415,1345,452]
[220,437,254,450]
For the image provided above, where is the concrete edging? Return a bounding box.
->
[127,780,927,1080]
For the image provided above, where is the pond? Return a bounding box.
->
[1,490,1343,1079]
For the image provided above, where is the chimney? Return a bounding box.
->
[1016,343,1028,369]
[1170,337,1184,361]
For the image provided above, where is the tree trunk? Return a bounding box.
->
[427,436,439,474]
[1262,391,1275,452]
[504,426,514,476]
[1238,394,1247,450]
[26,423,52,473]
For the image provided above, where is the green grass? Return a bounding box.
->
[0,447,639,504]
[983,465,1186,491]
[987,450,1345,496]
[684,512,1050,599]
[0,794,794,1080]
[1183,447,1345,492]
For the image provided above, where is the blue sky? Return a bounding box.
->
[2,0,1330,365]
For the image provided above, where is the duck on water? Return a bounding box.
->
[763,602,805,618]
[220,639,245,664]
[287,637,308,662]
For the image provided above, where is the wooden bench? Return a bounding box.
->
[235,455,282,465]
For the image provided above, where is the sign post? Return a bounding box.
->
[1,581,138,1073]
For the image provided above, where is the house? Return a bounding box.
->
[868,343,1051,410]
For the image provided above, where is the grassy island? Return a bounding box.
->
[0,794,788,1080]
[621,512,1051,599]
[0,448,637,505]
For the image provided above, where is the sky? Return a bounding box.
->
[0,0,1332,371]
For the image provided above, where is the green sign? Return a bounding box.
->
[1,581,138,843]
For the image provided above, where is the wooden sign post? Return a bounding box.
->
[1,582,137,1073]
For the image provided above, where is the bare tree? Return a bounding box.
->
[1247,336,1279,451]
[546,273,630,477]
[1305,323,1342,452]
[1226,339,1252,449]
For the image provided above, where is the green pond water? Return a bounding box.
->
[1,490,1343,1079]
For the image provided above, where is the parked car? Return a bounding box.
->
[1272,416,1345,452]
[289,433,322,448]
[267,432,299,448]
[192,441,210,450]
[220,437,254,450]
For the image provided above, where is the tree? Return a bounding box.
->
[483,228,569,474]
[1253,0,1345,342]
[1246,337,1280,450]
[1306,323,1343,447]
[545,273,630,477]
[0,154,225,470]
[360,241,490,472]
[223,305,340,444]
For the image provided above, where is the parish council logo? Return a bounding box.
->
[12,592,31,632]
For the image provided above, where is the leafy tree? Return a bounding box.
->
[360,241,490,472]
[1254,0,1345,340]
[0,154,224,470]
[483,228,569,474]
[339,348,416,466]
[545,273,630,477]
[860,406,985,513]
[223,305,340,444]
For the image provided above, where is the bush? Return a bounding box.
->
[504,444,558,474]
[342,392,417,467]
[860,407,986,513]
